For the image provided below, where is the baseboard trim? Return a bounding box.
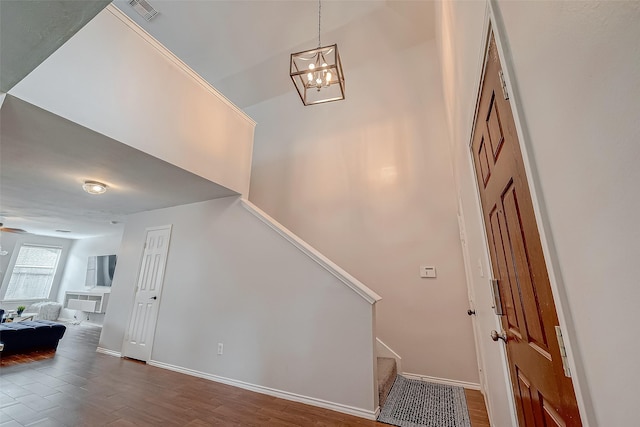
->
[402,372,481,390]
[96,347,122,358]
[148,360,378,420]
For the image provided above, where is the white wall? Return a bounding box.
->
[9,6,255,197]
[435,2,516,426]
[246,37,479,384]
[436,1,640,425]
[100,196,377,414]
[56,233,123,324]
[0,232,73,310]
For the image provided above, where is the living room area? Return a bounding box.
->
[0,227,122,351]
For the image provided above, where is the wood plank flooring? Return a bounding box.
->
[1,324,490,426]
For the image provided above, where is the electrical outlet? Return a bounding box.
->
[217,343,223,355]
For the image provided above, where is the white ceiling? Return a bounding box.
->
[113,0,435,108]
[0,1,435,241]
[0,95,237,239]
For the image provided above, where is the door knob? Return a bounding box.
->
[150,296,157,300]
[490,330,507,342]
[467,309,476,316]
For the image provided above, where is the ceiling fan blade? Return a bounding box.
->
[0,227,27,234]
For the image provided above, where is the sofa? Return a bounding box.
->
[0,319,67,355]
[27,301,63,321]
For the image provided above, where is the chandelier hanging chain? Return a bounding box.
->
[317,0,322,48]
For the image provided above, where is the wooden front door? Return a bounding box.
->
[471,34,581,426]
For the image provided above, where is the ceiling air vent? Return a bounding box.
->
[129,0,159,21]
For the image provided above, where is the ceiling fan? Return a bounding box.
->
[0,222,26,255]
[0,222,26,234]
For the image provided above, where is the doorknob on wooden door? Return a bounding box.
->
[490,330,507,342]
[467,309,476,316]
[149,296,157,300]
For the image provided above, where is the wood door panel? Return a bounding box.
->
[542,398,567,427]
[488,204,521,334]
[501,182,549,353]
[471,34,581,426]
[478,136,492,186]
[486,92,505,159]
[516,368,540,427]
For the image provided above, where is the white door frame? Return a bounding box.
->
[122,224,172,362]
[462,2,593,425]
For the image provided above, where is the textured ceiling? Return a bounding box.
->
[0,1,435,239]
[0,96,237,239]
[112,0,435,108]
[0,0,110,92]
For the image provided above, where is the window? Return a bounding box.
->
[4,244,62,300]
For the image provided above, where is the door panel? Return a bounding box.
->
[471,34,581,426]
[486,93,505,159]
[488,204,520,334]
[122,225,172,362]
[501,183,549,353]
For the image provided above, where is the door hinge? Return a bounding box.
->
[498,70,509,100]
[554,326,571,377]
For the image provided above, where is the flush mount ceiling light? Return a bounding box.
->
[82,180,107,195]
[290,0,345,106]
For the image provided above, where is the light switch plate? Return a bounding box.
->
[420,266,437,278]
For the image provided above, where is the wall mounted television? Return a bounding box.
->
[86,254,117,287]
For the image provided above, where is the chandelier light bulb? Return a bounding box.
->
[307,72,313,81]
[309,63,315,70]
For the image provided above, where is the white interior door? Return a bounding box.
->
[122,225,172,361]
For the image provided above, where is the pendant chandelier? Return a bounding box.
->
[289,0,345,106]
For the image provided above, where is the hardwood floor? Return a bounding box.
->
[465,390,491,427]
[1,324,490,426]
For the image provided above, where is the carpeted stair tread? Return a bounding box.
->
[377,357,397,407]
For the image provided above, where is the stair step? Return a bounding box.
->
[377,357,397,408]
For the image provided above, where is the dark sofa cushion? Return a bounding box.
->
[0,320,66,354]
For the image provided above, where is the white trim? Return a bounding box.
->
[104,4,256,128]
[240,199,381,305]
[96,347,122,358]
[147,360,378,420]
[460,7,518,427]
[375,338,402,373]
[401,372,481,391]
